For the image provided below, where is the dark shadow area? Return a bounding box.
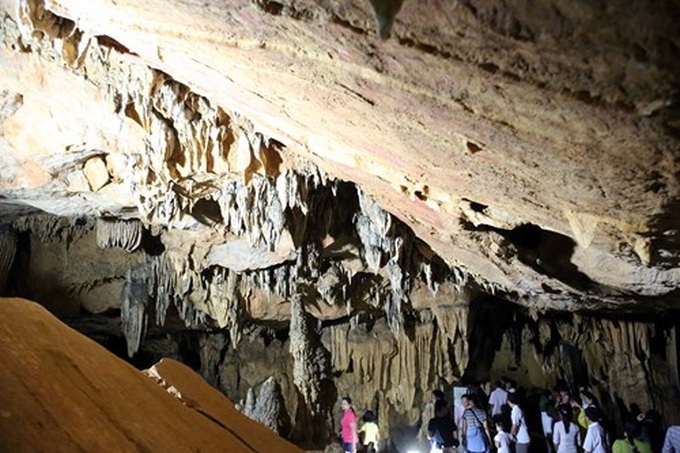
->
[139,228,165,256]
[462,295,516,383]
[190,198,224,225]
[3,230,30,298]
[500,223,596,292]
[559,342,590,391]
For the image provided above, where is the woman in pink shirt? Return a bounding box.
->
[341,397,359,453]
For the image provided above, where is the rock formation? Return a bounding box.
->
[0,225,16,292]
[239,376,292,436]
[0,297,302,453]
[0,0,679,449]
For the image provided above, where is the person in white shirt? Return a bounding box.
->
[663,425,680,453]
[583,407,609,453]
[488,381,508,416]
[553,405,581,453]
[493,414,512,453]
[509,394,531,453]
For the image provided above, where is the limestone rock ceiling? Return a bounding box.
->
[1,0,679,315]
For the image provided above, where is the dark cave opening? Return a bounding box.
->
[190,198,224,225]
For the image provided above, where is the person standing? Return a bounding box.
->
[553,405,581,453]
[509,393,531,453]
[489,381,508,416]
[428,399,459,453]
[493,414,512,453]
[581,391,600,410]
[359,410,380,453]
[571,395,589,433]
[340,397,359,453]
[461,394,490,453]
[613,421,651,453]
[540,390,556,453]
[583,407,609,453]
[662,426,680,453]
[455,394,471,453]
[422,390,448,450]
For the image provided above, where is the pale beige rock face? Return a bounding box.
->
[83,156,110,192]
[1,0,678,312]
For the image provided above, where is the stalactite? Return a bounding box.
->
[121,266,149,357]
[490,314,671,426]
[207,268,243,345]
[354,189,420,334]
[147,254,175,326]
[122,254,210,356]
[422,262,438,295]
[13,214,92,244]
[198,333,228,387]
[323,309,470,432]
[384,292,403,335]
[432,304,470,373]
[95,218,143,252]
[0,225,17,293]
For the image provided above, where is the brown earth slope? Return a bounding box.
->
[0,297,302,453]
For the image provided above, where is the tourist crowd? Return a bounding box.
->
[337,379,680,453]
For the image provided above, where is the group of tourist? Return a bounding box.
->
[337,381,679,453]
[424,380,529,453]
[424,379,679,453]
[339,396,380,453]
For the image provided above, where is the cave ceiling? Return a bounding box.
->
[1,0,679,316]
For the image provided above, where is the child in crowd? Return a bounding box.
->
[360,410,380,453]
[493,414,512,453]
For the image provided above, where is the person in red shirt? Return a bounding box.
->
[340,397,359,453]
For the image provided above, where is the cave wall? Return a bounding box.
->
[193,298,680,446]
[1,0,679,449]
[489,315,680,425]
[2,211,679,446]
[3,216,145,317]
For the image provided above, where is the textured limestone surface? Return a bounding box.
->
[1,0,678,311]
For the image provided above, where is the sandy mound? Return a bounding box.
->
[0,297,302,453]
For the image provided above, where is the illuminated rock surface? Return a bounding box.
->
[0,0,679,448]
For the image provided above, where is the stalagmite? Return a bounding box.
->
[121,266,149,357]
[289,295,331,414]
[240,377,289,435]
[289,294,334,443]
[2,0,680,448]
